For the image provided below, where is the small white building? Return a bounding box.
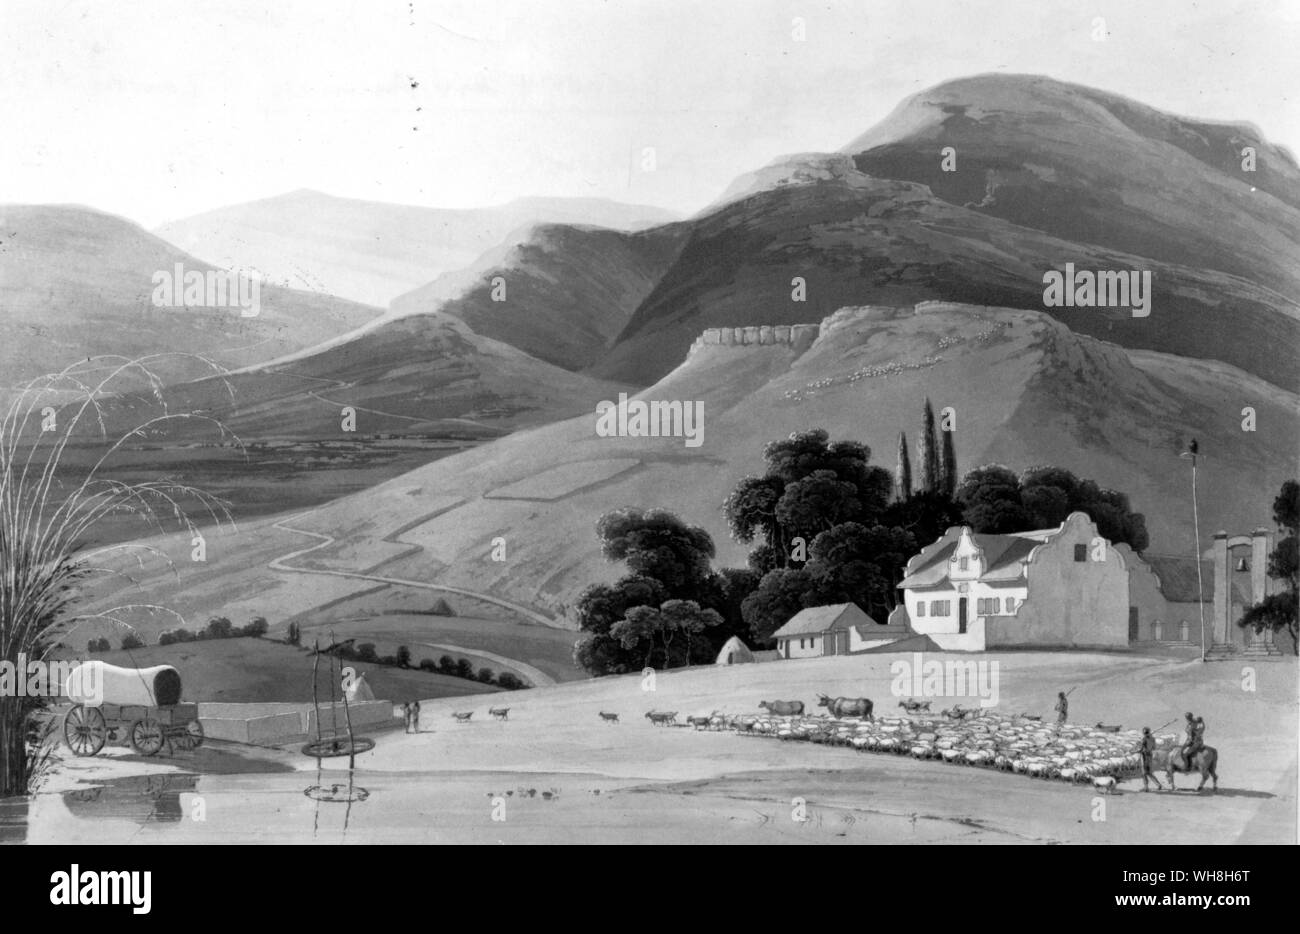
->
[772,603,892,659]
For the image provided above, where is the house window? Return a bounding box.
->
[991,597,1000,614]
[799,638,806,649]
[931,600,949,616]
[915,602,925,617]
[1074,544,1087,562]
[959,557,969,571]
[1006,597,1016,612]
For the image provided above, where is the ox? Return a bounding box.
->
[817,694,873,720]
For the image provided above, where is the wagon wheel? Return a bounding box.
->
[129,719,165,757]
[174,719,204,751]
[63,706,107,757]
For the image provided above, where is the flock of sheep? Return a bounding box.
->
[684,708,1179,792]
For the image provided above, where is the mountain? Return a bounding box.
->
[78,303,1298,629]
[0,204,381,392]
[578,74,1299,389]
[154,190,680,307]
[83,311,636,442]
[389,222,690,371]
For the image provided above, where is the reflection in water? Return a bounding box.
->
[61,773,200,825]
[0,795,30,844]
[306,766,369,838]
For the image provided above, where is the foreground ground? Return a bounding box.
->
[8,651,1295,844]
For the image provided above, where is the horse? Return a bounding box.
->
[1156,745,1219,792]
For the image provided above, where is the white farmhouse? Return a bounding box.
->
[896,511,1130,651]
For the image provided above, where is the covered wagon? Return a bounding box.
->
[61,662,203,757]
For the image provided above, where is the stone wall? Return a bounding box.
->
[690,323,820,351]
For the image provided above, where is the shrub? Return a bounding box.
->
[477,667,495,683]
[242,616,268,638]
[203,616,234,640]
[437,655,457,674]
[378,654,399,666]
[158,628,195,646]
[396,645,412,668]
[496,672,524,690]
[356,643,378,663]
[86,637,110,653]
[455,658,474,680]
[417,658,438,672]
[286,621,300,646]
[120,634,144,650]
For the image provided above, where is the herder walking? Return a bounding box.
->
[412,700,421,734]
[1139,726,1163,792]
[402,701,412,734]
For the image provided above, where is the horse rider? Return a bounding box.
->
[1054,691,1068,726]
[1180,711,1205,763]
[1138,726,1163,792]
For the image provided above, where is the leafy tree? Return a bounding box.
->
[455,658,474,679]
[741,568,822,645]
[203,616,234,640]
[418,658,438,672]
[1238,479,1299,652]
[955,465,1029,533]
[775,471,863,542]
[120,634,144,650]
[437,655,457,674]
[241,616,268,638]
[286,621,300,646]
[396,645,412,668]
[496,672,524,690]
[804,522,917,619]
[356,642,378,663]
[658,599,724,666]
[596,508,716,597]
[609,605,662,669]
[477,667,495,683]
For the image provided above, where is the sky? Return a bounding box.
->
[1,0,1296,228]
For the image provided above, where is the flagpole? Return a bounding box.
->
[1188,449,1207,662]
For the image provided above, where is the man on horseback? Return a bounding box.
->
[1180,712,1205,763]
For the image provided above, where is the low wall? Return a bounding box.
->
[197,700,396,746]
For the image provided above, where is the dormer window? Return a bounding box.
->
[959,557,969,571]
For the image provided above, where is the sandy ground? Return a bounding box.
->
[9,651,1296,844]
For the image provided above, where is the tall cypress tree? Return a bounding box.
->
[918,398,939,493]
[895,431,912,502]
[940,420,957,497]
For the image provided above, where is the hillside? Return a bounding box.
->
[390,222,690,371]
[74,303,1298,636]
[571,74,1300,389]
[154,190,679,307]
[76,311,637,442]
[0,204,381,392]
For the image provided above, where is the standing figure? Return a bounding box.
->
[1054,691,1069,726]
[1139,726,1163,792]
[412,700,421,734]
[402,701,412,734]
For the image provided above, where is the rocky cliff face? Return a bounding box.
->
[688,323,820,352]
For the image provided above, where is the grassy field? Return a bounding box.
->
[32,650,1297,843]
[297,611,582,681]
[74,638,503,704]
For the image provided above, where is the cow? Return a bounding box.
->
[598,711,620,723]
[758,700,804,716]
[645,710,677,726]
[816,694,874,720]
[489,707,510,721]
[452,711,473,723]
[898,698,932,713]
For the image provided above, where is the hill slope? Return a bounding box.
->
[154,190,679,307]
[578,74,1300,389]
[77,303,1299,631]
[0,204,381,391]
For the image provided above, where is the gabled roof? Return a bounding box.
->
[772,603,877,638]
[1143,555,1247,605]
[897,516,1098,590]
